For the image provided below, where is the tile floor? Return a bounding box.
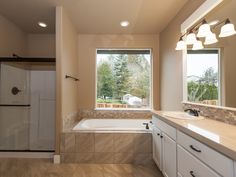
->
[0,158,164,177]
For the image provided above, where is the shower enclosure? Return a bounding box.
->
[0,58,55,151]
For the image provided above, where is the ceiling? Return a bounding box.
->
[0,0,188,34]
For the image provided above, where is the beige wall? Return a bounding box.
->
[27,34,55,58]
[0,14,27,56]
[56,6,79,153]
[159,0,205,111]
[77,34,160,110]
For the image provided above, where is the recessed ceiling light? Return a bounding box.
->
[209,20,219,26]
[120,21,130,27]
[38,22,47,28]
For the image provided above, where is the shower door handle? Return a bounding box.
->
[11,87,22,95]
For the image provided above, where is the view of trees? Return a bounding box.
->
[97,54,151,107]
[188,67,218,103]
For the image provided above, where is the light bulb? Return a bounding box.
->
[186,31,197,45]
[219,19,236,37]
[204,33,218,45]
[197,20,212,37]
[192,38,204,50]
[175,37,186,50]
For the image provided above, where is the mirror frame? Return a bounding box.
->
[181,0,228,108]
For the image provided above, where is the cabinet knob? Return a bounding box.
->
[157,133,160,136]
[160,135,163,138]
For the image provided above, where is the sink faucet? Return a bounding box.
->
[184,108,200,117]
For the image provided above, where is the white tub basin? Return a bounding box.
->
[163,111,204,120]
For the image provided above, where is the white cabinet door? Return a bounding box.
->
[234,161,236,177]
[162,132,176,177]
[152,127,162,170]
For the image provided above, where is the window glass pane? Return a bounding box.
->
[187,50,219,105]
[96,50,151,109]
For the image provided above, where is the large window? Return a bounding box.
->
[186,49,220,105]
[96,49,152,109]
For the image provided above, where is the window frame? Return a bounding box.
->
[95,48,153,110]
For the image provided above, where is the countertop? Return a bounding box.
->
[152,110,236,161]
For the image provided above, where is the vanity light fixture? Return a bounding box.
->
[219,18,236,37]
[175,36,186,50]
[192,38,204,50]
[38,22,47,28]
[175,18,236,50]
[186,30,197,45]
[204,32,218,45]
[197,19,212,37]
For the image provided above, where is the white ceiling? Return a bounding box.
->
[0,0,188,34]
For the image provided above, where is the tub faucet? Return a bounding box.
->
[184,108,200,117]
[143,123,149,129]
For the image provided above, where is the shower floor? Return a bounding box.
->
[0,158,163,177]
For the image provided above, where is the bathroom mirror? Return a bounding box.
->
[183,0,236,108]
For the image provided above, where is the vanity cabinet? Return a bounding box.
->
[234,161,236,177]
[152,114,235,177]
[152,116,177,177]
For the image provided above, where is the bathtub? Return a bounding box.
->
[72,118,151,132]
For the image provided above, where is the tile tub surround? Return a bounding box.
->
[63,111,79,131]
[60,132,153,164]
[183,102,236,125]
[78,109,152,120]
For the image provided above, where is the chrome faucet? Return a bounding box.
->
[143,123,149,129]
[184,108,200,117]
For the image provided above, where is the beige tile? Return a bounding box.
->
[95,133,114,152]
[134,133,152,153]
[65,133,76,153]
[76,133,94,153]
[133,153,154,165]
[114,153,134,164]
[74,153,95,163]
[61,153,76,163]
[133,165,163,177]
[103,164,133,174]
[60,133,65,153]
[113,133,134,153]
[0,158,164,177]
[94,152,114,163]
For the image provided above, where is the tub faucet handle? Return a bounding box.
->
[143,123,149,130]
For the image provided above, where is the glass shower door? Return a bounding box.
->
[0,62,30,150]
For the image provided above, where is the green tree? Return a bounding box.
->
[113,54,130,100]
[128,54,150,100]
[97,62,113,99]
[188,67,218,102]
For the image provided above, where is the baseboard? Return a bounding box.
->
[53,154,60,164]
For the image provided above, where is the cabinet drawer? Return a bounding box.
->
[152,116,176,140]
[177,131,234,177]
[178,145,220,177]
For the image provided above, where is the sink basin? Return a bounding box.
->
[163,111,204,120]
